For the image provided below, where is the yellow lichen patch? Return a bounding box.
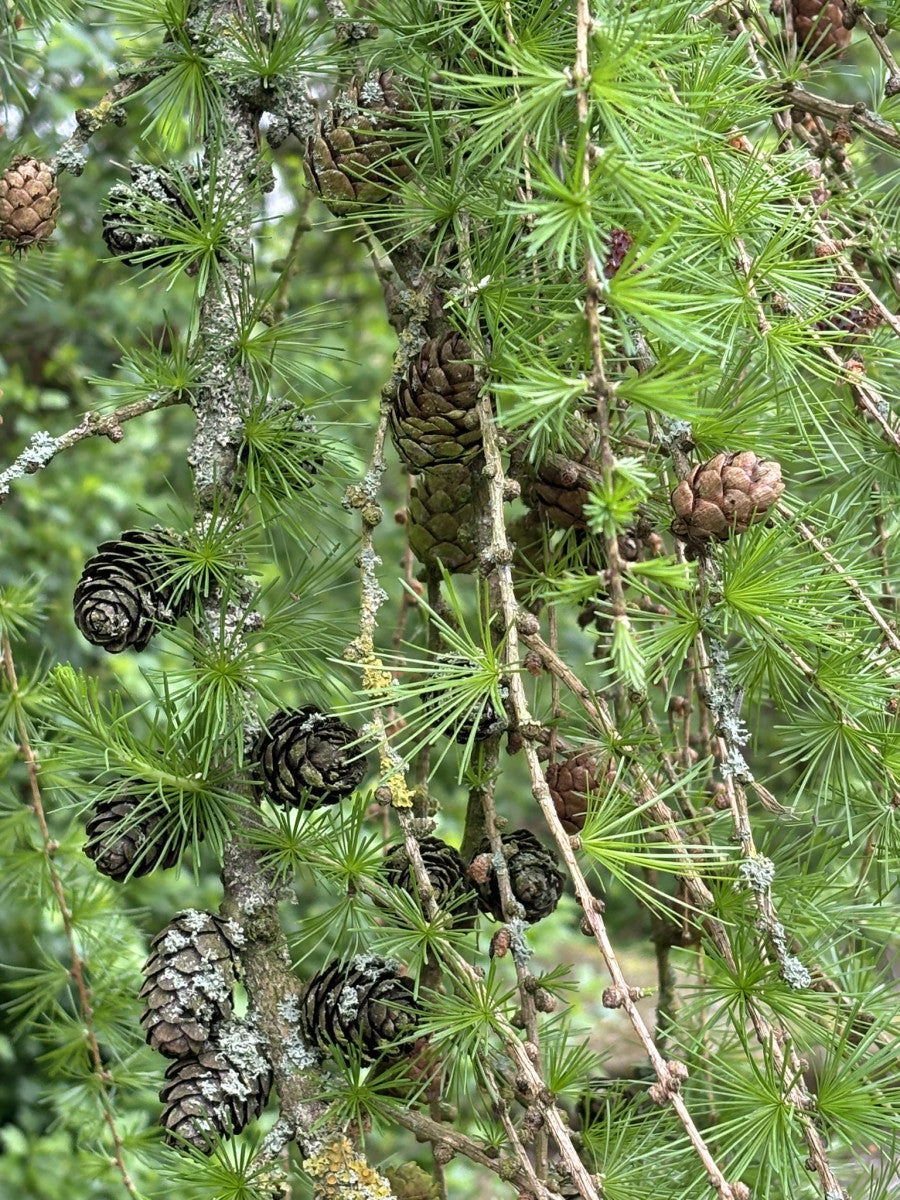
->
[304,1136,394,1200]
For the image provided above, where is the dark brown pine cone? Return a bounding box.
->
[73,529,185,653]
[407,462,477,573]
[83,793,187,881]
[670,452,784,543]
[0,156,60,249]
[545,751,613,834]
[102,163,199,268]
[300,954,420,1064]
[816,278,870,338]
[384,836,477,914]
[140,910,242,1059]
[792,0,851,59]
[159,1023,272,1151]
[254,706,366,808]
[473,829,564,924]
[427,655,509,744]
[304,70,411,215]
[389,333,483,470]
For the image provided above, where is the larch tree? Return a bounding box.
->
[1,2,899,1199]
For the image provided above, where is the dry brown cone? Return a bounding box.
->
[390,332,483,470]
[670,451,784,543]
[305,70,411,215]
[545,750,615,834]
[407,462,477,573]
[513,418,602,530]
[0,156,60,249]
[792,0,851,59]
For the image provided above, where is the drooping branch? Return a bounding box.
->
[0,633,141,1200]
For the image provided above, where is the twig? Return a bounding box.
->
[0,395,181,504]
[849,4,900,84]
[1,633,143,1200]
[781,501,900,654]
[772,84,900,153]
[476,383,744,1199]
[51,74,150,176]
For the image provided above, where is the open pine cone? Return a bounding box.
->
[102,163,200,268]
[254,706,366,808]
[84,793,188,880]
[159,1024,272,1151]
[670,452,784,543]
[305,71,410,215]
[0,156,60,249]
[792,0,851,59]
[73,529,185,653]
[472,828,565,924]
[384,836,477,914]
[300,954,420,1064]
[140,910,241,1059]
[545,751,613,834]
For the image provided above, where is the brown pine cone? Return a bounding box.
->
[384,836,477,915]
[472,829,564,924]
[513,418,602,530]
[300,954,420,1064]
[670,452,784,543]
[0,156,60,249]
[73,529,185,653]
[389,333,482,470]
[545,752,613,834]
[84,793,187,881]
[253,706,366,808]
[159,1023,272,1151]
[792,0,851,59]
[139,910,241,1059]
[305,71,410,215]
[407,462,477,573]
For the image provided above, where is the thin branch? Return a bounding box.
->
[51,74,151,176]
[475,386,744,1200]
[0,395,181,504]
[772,83,900,153]
[1,633,142,1200]
[781,501,900,654]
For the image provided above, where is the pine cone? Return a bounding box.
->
[427,655,509,744]
[546,752,612,834]
[254,706,366,808]
[816,278,870,338]
[473,829,564,923]
[102,164,198,268]
[300,954,420,1063]
[670,452,784,543]
[514,419,602,530]
[159,1023,272,1151]
[389,334,482,470]
[604,228,634,279]
[0,156,60,249]
[305,71,410,215]
[384,836,476,914]
[140,910,242,1059]
[792,0,851,59]
[407,463,477,573]
[73,529,185,653]
[84,793,187,881]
